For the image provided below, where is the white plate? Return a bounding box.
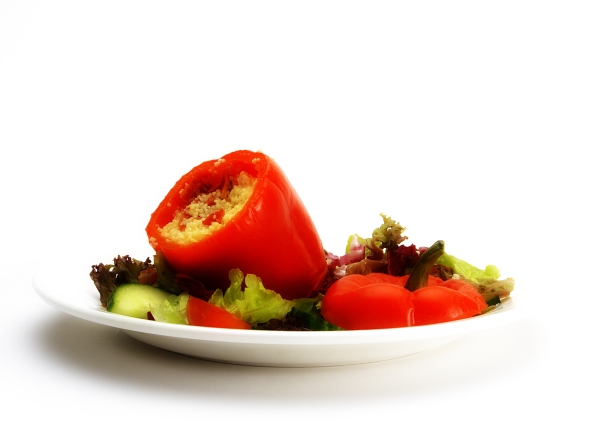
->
[32,256,524,367]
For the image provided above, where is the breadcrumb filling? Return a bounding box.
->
[159,171,256,245]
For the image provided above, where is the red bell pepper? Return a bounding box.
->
[411,284,484,326]
[145,150,327,300]
[404,241,486,325]
[320,273,414,330]
[320,241,487,330]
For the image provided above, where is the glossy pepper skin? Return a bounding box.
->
[320,273,414,330]
[321,273,486,330]
[145,150,327,301]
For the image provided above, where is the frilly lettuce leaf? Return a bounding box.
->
[90,255,154,306]
[345,234,369,255]
[343,214,407,261]
[435,253,514,301]
[290,295,343,331]
[150,292,189,325]
[209,269,294,326]
[371,213,407,250]
[436,253,501,282]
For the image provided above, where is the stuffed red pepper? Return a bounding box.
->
[145,150,327,300]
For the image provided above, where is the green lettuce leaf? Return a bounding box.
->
[435,253,515,301]
[345,234,369,254]
[343,214,407,261]
[371,214,407,250]
[290,295,343,331]
[436,253,501,282]
[150,292,189,324]
[209,269,294,326]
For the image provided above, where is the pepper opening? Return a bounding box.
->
[159,170,257,245]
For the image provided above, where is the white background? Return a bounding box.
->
[1,1,598,422]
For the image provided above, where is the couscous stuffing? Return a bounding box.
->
[159,171,256,245]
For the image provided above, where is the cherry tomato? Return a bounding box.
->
[186,296,251,329]
[321,274,413,330]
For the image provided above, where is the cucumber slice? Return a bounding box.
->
[107,284,171,319]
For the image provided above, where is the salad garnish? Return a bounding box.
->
[88,150,515,331]
[91,213,514,331]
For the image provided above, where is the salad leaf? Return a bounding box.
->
[90,263,114,307]
[209,269,294,326]
[345,258,387,276]
[387,243,421,276]
[150,292,190,325]
[476,277,516,302]
[153,251,183,295]
[90,255,153,306]
[435,253,514,301]
[371,214,407,250]
[289,295,343,331]
[430,264,455,281]
[343,214,407,262]
[253,317,307,331]
[255,296,343,331]
[172,274,214,301]
[328,214,409,282]
[436,253,501,282]
[345,234,369,259]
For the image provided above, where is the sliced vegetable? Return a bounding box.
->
[186,296,251,329]
[107,283,171,320]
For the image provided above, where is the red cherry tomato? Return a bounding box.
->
[186,296,251,330]
[321,274,413,330]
